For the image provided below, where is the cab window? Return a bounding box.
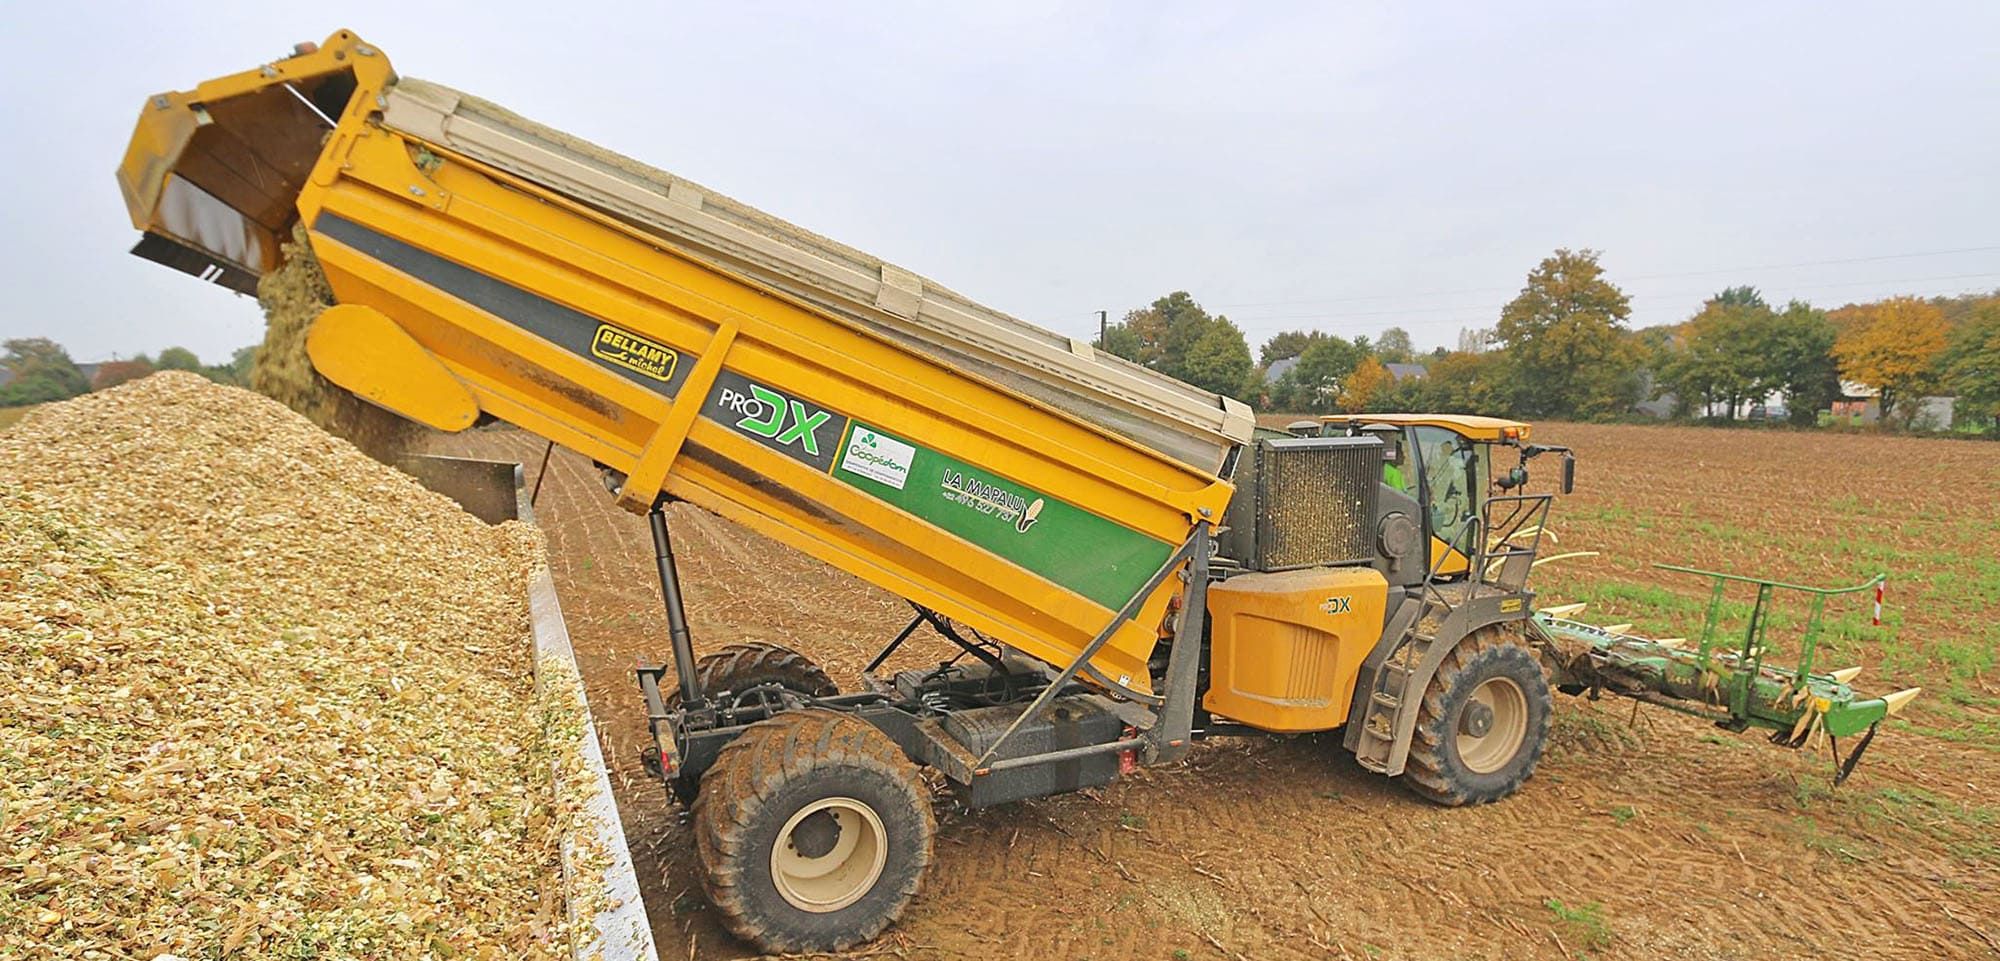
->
[1410,426,1477,554]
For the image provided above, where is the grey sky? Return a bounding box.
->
[4,2,1996,365]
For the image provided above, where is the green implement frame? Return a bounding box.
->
[1533,564,1917,785]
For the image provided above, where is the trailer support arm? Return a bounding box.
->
[970,523,1207,770]
[649,501,705,709]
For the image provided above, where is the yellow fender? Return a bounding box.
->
[306,303,479,431]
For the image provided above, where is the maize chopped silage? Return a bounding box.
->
[0,372,573,960]
[251,224,417,463]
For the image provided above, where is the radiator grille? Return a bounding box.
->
[1252,437,1379,570]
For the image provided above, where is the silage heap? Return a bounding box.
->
[0,372,565,959]
[252,225,417,462]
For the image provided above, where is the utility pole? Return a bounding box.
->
[1097,310,1108,346]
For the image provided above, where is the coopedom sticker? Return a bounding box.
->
[839,425,915,490]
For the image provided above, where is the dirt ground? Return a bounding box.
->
[433,425,1999,961]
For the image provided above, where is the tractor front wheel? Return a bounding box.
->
[692,709,934,953]
[1404,627,1552,806]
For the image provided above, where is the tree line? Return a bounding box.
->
[1096,249,2000,432]
[8,251,1996,434]
[0,339,255,406]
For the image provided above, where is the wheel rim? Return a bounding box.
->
[770,797,887,913]
[1456,676,1529,774]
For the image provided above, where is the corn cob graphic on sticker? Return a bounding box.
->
[1018,498,1044,534]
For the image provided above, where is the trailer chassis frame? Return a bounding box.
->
[635,499,1214,806]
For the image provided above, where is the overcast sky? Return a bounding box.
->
[3,2,1996,364]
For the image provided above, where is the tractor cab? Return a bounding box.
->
[1318,414,1574,581]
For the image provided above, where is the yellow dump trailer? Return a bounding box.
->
[121,32,1613,954]
[117,32,1242,696]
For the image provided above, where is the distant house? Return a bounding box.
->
[1263,355,1301,385]
[1266,357,1428,388]
[1703,389,1788,422]
[1831,381,1880,423]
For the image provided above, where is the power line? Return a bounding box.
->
[1219,278,2000,340]
[1178,243,2000,314]
[1221,270,2000,328]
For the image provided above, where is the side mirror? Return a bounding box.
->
[1561,453,1576,495]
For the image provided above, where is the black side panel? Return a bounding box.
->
[130,232,259,295]
[313,212,696,398]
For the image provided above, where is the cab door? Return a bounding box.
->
[1408,425,1479,576]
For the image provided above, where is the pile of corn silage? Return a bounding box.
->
[0,372,567,959]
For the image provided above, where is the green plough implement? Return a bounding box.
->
[1531,565,1920,784]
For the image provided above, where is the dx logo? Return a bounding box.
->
[724,383,831,456]
[1320,595,1353,616]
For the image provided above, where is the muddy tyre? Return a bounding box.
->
[692,709,934,953]
[665,642,837,711]
[1404,627,1552,806]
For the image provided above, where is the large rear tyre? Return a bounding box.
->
[692,709,935,953]
[1403,626,1552,806]
[665,642,838,711]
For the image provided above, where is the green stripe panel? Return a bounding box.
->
[831,422,1174,610]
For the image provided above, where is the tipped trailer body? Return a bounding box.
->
[117,33,1917,954]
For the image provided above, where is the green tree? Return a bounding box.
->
[1495,249,1642,419]
[1273,337,1366,412]
[156,346,204,372]
[228,345,259,384]
[1424,350,1514,413]
[1943,300,2000,431]
[1374,327,1415,364]
[1661,300,1763,419]
[1095,324,1143,363]
[1711,285,1767,309]
[1180,316,1255,398]
[1259,329,1332,366]
[1762,302,1839,425]
[0,338,90,405]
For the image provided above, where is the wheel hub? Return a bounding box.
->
[789,808,842,859]
[1455,676,1529,775]
[1459,700,1494,737]
[770,797,888,914]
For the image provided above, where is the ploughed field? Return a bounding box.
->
[438,423,2000,961]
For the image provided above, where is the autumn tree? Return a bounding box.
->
[1336,356,1392,412]
[1495,249,1642,419]
[0,338,89,405]
[1832,295,1949,425]
[91,357,157,391]
[1096,291,1254,398]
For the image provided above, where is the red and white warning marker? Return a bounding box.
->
[1873,580,1885,627]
